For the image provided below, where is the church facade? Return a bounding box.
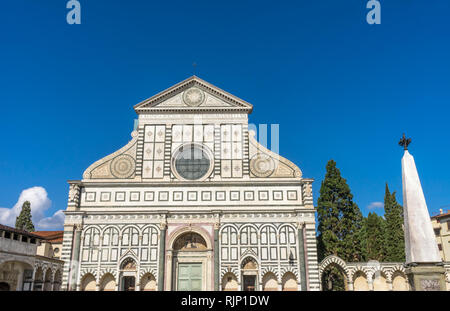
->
[61,76,319,291]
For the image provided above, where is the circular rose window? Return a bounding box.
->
[173,144,212,180]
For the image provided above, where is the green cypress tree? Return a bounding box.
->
[384,184,405,261]
[317,160,364,262]
[15,201,35,232]
[363,212,386,261]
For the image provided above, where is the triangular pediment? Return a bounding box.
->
[134,76,253,114]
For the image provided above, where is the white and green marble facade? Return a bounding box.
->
[61,76,319,291]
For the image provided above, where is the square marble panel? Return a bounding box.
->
[201,191,212,201]
[230,191,240,201]
[182,125,193,143]
[232,124,242,142]
[221,160,232,178]
[287,190,297,200]
[221,142,232,160]
[142,161,153,179]
[153,143,165,160]
[244,191,254,201]
[172,125,183,142]
[158,191,169,201]
[273,190,283,200]
[258,191,269,201]
[153,161,164,178]
[204,125,215,142]
[232,160,242,178]
[221,124,232,142]
[100,192,110,202]
[144,191,154,201]
[216,191,226,201]
[115,192,125,202]
[232,142,242,159]
[193,125,203,142]
[173,191,183,201]
[85,192,96,202]
[155,125,166,142]
[130,191,140,201]
[187,191,197,201]
[143,143,154,160]
[144,125,155,143]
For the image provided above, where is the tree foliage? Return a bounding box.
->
[15,201,35,232]
[361,212,386,261]
[384,184,405,262]
[317,160,364,262]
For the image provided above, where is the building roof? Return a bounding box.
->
[32,231,64,243]
[431,210,450,220]
[0,223,42,239]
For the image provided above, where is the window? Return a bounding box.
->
[4,232,11,239]
[30,238,36,244]
[13,234,19,240]
[21,236,28,242]
[174,144,211,180]
[54,247,60,254]
[434,228,441,236]
[447,221,450,231]
[438,244,442,251]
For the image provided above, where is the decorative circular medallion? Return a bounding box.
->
[250,154,275,178]
[182,87,205,106]
[110,154,135,178]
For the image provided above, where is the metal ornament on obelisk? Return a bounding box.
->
[399,134,446,291]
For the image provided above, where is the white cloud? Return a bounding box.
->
[0,186,64,230]
[367,201,384,210]
[38,209,65,230]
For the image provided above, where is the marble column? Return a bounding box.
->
[297,222,307,291]
[70,224,82,291]
[158,223,167,291]
[401,149,446,290]
[214,222,220,291]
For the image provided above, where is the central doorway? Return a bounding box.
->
[171,231,211,291]
[120,257,137,291]
[177,263,202,291]
[243,275,256,291]
[123,276,135,291]
[241,257,259,291]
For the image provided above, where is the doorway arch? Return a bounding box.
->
[167,228,213,291]
[241,256,258,291]
[119,257,137,291]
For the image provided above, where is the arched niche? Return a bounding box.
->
[100,273,116,291]
[372,271,389,291]
[262,272,278,291]
[392,271,409,291]
[282,272,298,291]
[140,273,157,291]
[222,272,238,291]
[173,232,207,251]
[80,273,96,291]
[353,271,369,291]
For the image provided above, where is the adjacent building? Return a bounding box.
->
[61,76,319,291]
[431,210,450,262]
[0,224,63,291]
[33,231,64,260]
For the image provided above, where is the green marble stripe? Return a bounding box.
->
[298,227,307,291]
[158,228,166,291]
[214,228,219,291]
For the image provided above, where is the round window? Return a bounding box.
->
[174,144,212,180]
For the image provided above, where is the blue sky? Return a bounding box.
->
[0,1,449,229]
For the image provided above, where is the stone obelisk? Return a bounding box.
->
[399,134,446,291]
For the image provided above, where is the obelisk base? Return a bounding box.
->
[405,263,446,291]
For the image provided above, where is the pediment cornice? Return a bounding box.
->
[134,76,253,114]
